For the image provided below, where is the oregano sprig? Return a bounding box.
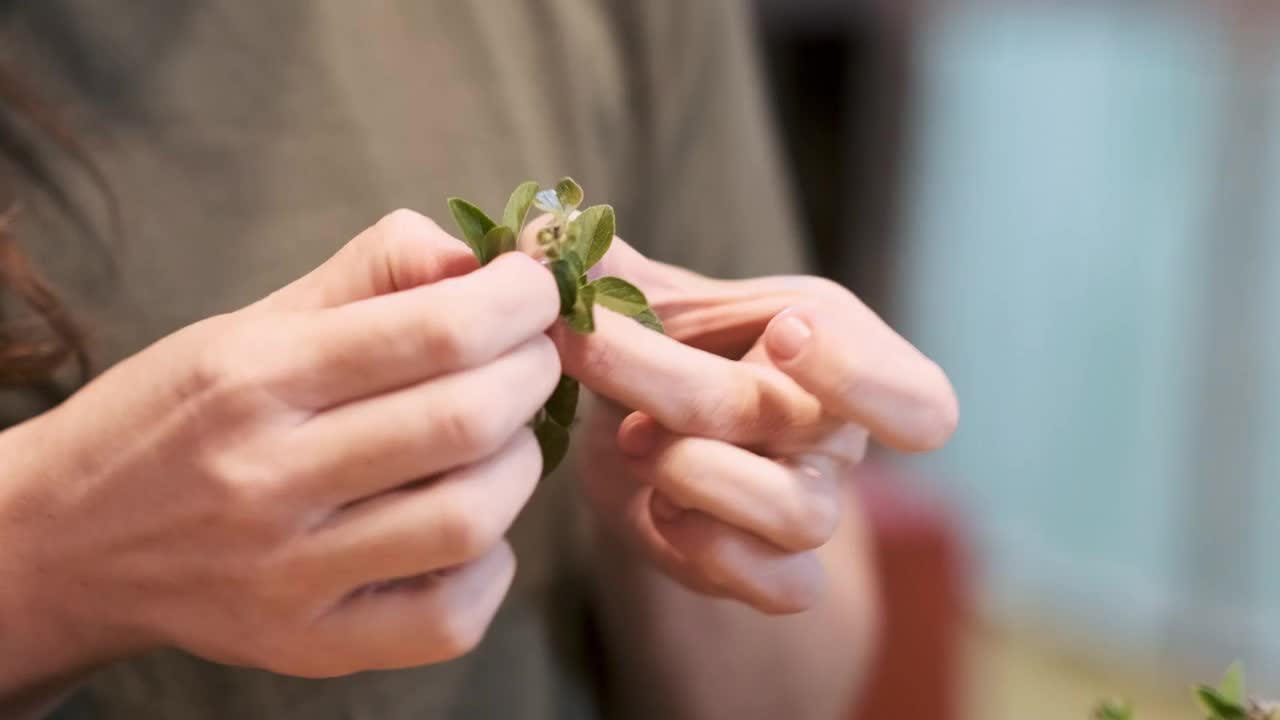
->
[1091,663,1279,720]
[447,177,664,476]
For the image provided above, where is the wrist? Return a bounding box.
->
[0,413,144,700]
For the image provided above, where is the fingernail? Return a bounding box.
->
[618,417,659,457]
[651,492,685,523]
[767,314,812,361]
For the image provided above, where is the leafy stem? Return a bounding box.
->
[447,177,664,476]
[1092,663,1279,720]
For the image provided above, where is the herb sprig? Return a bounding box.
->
[1092,663,1278,720]
[448,177,663,475]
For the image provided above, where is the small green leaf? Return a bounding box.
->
[1220,663,1246,705]
[533,416,570,477]
[590,276,665,333]
[503,180,539,234]
[1196,686,1247,719]
[447,198,497,261]
[566,205,615,270]
[589,276,647,315]
[1092,699,1133,720]
[562,249,585,282]
[633,308,664,333]
[566,283,596,333]
[479,225,515,265]
[545,376,579,427]
[550,259,579,315]
[555,176,584,211]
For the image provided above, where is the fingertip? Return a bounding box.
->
[908,366,961,453]
[617,412,661,458]
[487,251,560,324]
[488,247,546,279]
[765,307,816,363]
[649,491,687,524]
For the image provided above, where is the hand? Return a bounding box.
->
[0,210,561,685]
[557,240,957,614]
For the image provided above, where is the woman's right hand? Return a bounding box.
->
[0,209,562,687]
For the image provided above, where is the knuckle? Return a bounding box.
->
[807,277,850,303]
[522,334,563,383]
[437,402,507,457]
[229,557,309,635]
[499,253,560,315]
[186,324,252,400]
[377,208,442,241]
[685,531,736,588]
[684,379,749,437]
[761,569,823,615]
[370,209,472,291]
[434,503,502,565]
[432,607,489,660]
[183,317,284,416]
[204,459,290,538]
[421,313,472,366]
[510,427,545,481]
[787,495,840,550]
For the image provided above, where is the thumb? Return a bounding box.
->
[261,209,478,311]
[763,304,959,453]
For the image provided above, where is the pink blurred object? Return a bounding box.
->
[849,459,972,720]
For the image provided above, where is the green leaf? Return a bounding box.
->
[561,249,585,282]
[555,176,584,211]
[447,198,497,261]
[533,415,570,478]
[631,308,663,333]
[1196,686,1247,719]
[566,283,596,333]
[1219,663,1246,705]
[589,276,647,315]
[550,259,579,315]
[545,376,579,427]
[566,205,615,270]
[1092,699,1133,720]
[590,276,665,333]
[503,180,540,234]
[479,225,515,265]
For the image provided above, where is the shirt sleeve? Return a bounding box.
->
[609,0,811,278]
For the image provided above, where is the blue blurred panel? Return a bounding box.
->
[1252,57,1280,676]
[898,4,1224,655]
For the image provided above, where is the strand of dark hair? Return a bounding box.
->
[0,62,101,388]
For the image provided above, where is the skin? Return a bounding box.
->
[0,212,957,720]
[0,210,563,717]
[559,239,958,719]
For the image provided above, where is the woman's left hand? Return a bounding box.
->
[555,240,958,614]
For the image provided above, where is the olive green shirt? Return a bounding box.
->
[1,2,806,718]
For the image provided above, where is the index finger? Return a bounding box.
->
[555,307,825,446]
[263,209,479,312]
[763,304,959,453]
[269,252,559,409]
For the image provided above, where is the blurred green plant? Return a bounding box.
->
[1092,664,1279,720]
[447,177,662,477]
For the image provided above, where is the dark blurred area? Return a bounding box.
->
[756,0,915,318]
[755,1,1280,718]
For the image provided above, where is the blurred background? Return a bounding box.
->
[752,1,1280,718]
